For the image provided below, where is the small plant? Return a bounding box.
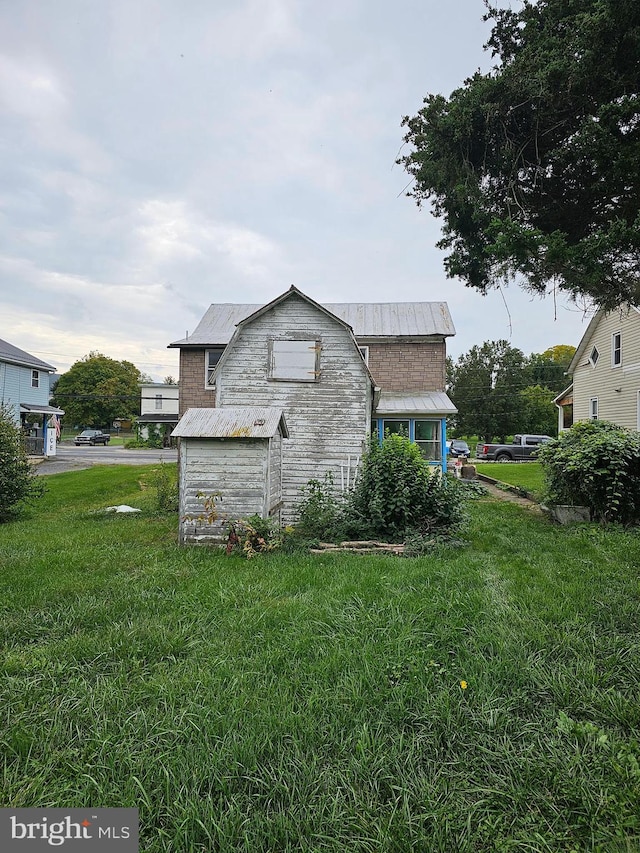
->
[224,514,284,558]
[293,472,346,540]
[152,461,178,512]
[0,403,45,523]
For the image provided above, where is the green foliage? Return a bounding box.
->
[400,0,640,310]
[345,434,466,541]
[151,462,178,513]
[448,340,529,441]
[528,346,576,395]
[225,515,286,558]
[0,403,45,523]
[519,384,557,437]
[52,351,143,429]
[537,420,640,523]
[293,472,346,541]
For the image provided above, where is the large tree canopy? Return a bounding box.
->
[52,352,143,429]
[400,0,640,310]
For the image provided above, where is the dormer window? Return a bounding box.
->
[589,346,599,367]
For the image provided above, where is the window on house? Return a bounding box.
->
[382,419,410,437]
[155,394,163,410]
[268,338,320,382]
[590,397,599,420]
[31,370,39,388]
[205,348,224,387]
[589,346,599,367]
[415,420,441,461]
[612,332,622,367]
[358,345,369,365]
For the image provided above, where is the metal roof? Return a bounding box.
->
[169,295,455,347]
[20,403,65,416]
[172,407,289,439]
[0,338,56,372]
[375,391,457,416]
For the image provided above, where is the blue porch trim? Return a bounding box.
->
[375,417,448,473]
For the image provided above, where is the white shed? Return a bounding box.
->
[172,407,289,545]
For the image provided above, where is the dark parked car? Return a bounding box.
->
[447,439,471,458]
[74,429,111,446]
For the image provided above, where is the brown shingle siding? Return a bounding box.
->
[366,341,446,392]
[179,350,216,414]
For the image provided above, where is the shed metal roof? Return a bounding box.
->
[170,299,455,347]
[0,338,56,372]
[375,391,457,416]
[172,407,289,439]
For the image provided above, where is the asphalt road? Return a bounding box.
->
[34,443,178,475]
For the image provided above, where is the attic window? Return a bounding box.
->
[31,370,40,388]
[589,346,599,367]
[268,338,320,382]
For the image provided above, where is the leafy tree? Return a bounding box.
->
[449,341,528,441]
[400,0,640,311]
[519,384,557,436]
[527,345,576,395]
[0,403,45,522]
[52,352,143,428]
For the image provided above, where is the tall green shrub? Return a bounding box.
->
[0,403,45,522]
[345,434,465,540]
[537,420,640,523]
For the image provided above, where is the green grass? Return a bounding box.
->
[475,461,546,500]
[2,466,640,851]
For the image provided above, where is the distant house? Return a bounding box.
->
[0,338,64,455]
[169,286,457,530]
[137,382,179,446]
[558,306,640,431]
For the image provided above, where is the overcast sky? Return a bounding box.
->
[1,0,591,381]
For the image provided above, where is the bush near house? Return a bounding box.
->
[0,402,45,523]
[294,434,467,546]
[537,420,640,524]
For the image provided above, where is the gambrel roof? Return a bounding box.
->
[169,286,455,347]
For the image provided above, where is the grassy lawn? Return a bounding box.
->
[2,466,640,851]
[475,461,546,500]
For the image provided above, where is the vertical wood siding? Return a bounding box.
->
[573,308,640,429]
[216,294,372,522]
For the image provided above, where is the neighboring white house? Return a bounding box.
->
[137,382,179,445]
[558,306,640,431]
[0,337,64,455]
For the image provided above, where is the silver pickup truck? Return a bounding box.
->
[476,434,553,461]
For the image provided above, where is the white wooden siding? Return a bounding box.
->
[573,308,640,429]
[216,293,372,522]
[178,439,269,544]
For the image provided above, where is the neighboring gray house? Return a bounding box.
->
[557,305,640,431]
[137,382,180,446]
[0,337,64,455]
[170,287,457,533]
[170,286,457,464]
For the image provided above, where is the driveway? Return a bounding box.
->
[33,444,178,475]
